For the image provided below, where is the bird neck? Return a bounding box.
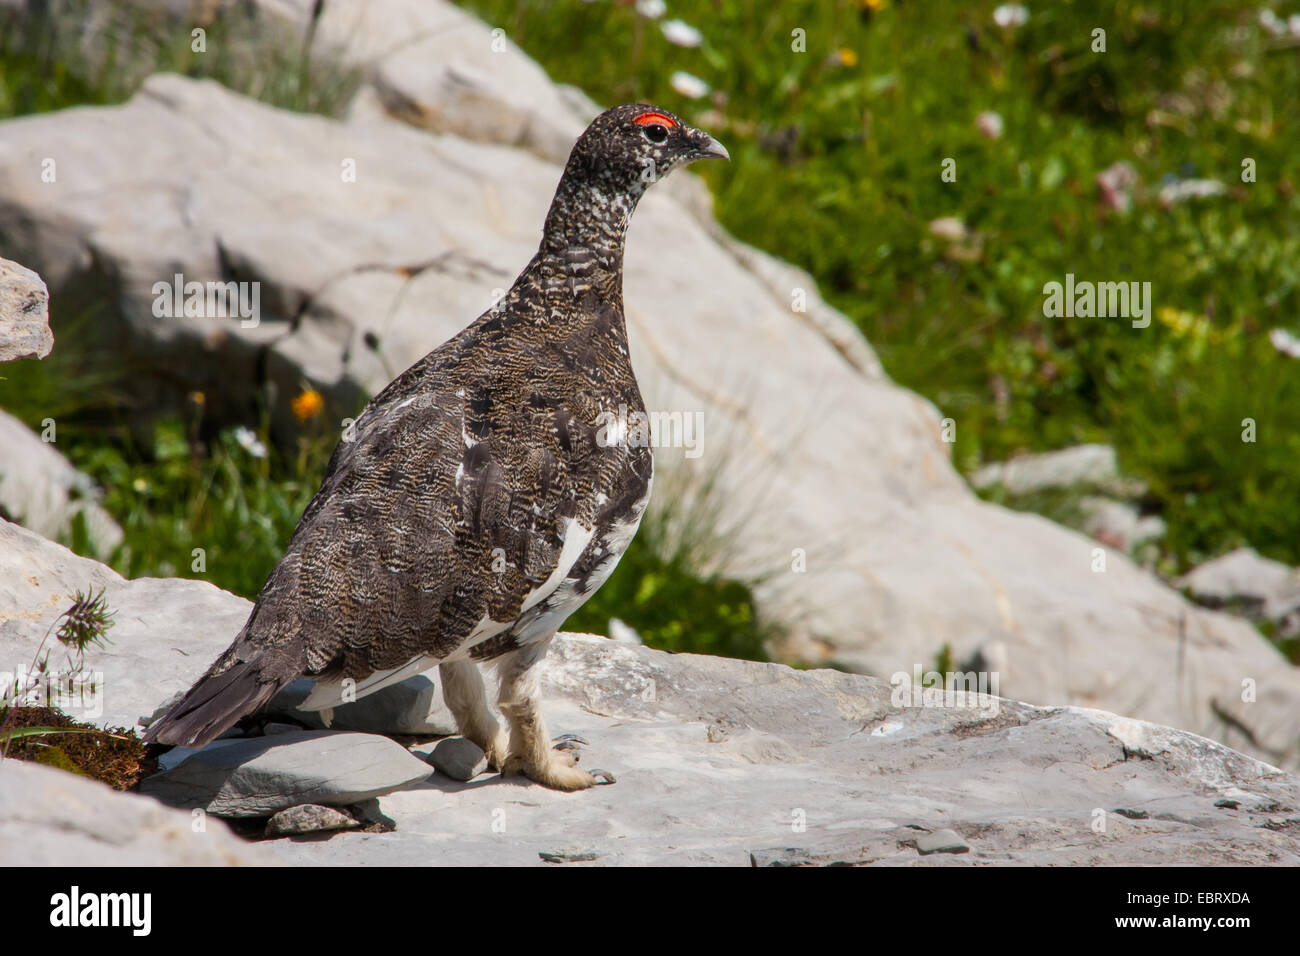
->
[539,175,645,278]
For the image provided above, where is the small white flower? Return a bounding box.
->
[1258,10,1286,37]
[1096,161,1138,212]
[670,70,711,99]
[608,617,643,644]
[975,110,1004,139]
[993,4,1029,28]
[635,0,667,19]
[661,18,703,47]
[1269,328,1300,359]
[1157,178,1226,207]
[233,425,268,459]
[928,217,968,241]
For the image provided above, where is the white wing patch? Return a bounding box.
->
[298,653,440,710]
[299,615,512,710]
[520,517,594,613]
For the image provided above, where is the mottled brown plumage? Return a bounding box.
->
[144,105,727,789]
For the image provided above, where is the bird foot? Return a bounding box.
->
[503,749,616,791]
[479,731,510,771]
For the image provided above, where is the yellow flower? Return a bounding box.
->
[292,388,325,423]
[1156,307,1204,338]
[1155,307,1224,346]
[188,390,205,406]
[861,0,888,11]
[838,47,859,67]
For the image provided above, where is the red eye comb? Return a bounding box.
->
[633,111,676,128]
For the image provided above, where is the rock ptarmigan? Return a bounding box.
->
[143,105,729,790]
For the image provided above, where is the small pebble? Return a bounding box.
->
[428,736,489,781]
[915,829,969,855]
[265,804,360,838]
[539,848,601,863]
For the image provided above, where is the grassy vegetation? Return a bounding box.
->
[0,705,155,789]
[458,0,1300,581]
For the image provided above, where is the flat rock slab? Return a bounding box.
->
[262,635,1300,867]
[0,760,273,865]
[138,730,432,818]
[915,829,970,855]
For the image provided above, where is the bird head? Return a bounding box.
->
[540,104,729,262]
[564,103,729,197]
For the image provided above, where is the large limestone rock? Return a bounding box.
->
[0,409,124,558]
[0,256,52,362]
[0,760,274,865]
[2,519,1299,865]
[0,4,1298,769]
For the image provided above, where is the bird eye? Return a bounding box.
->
[642,124,669,145]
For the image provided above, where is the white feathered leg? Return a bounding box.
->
[495,638,613,791]
[440,659,508,770]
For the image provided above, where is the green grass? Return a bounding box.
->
[457,0,1300,583]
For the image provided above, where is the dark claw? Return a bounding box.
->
[552,734,588,751]
[587,769,617,785]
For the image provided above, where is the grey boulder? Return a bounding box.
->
[0,256,52,362]
[426,736,488,782]
[1178,547,1300,620]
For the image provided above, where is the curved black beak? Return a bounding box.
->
[691,131,730,162]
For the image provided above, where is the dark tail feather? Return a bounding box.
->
[142,658,293,748]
